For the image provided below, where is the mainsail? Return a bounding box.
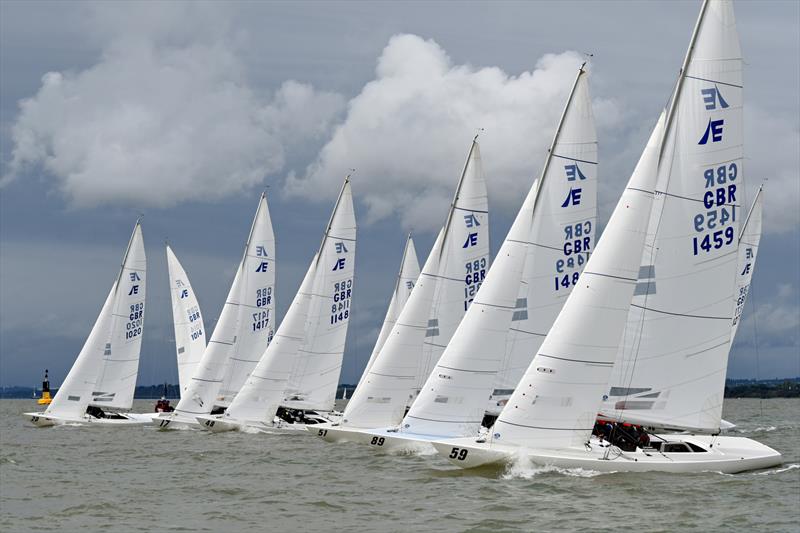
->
[342,139,490,429]
[283,177,357,411]
[602,0,746,432]
[402,65,597,438]
[90,221,147,410]
[166,245,207,394]
[45,221,145,419]
[172,193,275,417]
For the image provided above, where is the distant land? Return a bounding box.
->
[4,379,798,400]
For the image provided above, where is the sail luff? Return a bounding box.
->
[658,0,710,165]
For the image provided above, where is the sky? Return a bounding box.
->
[1,0,798,388]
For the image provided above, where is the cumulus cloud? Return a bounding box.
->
[3,7,344,208]
[285,34,621,231]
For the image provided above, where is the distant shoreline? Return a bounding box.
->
[4,379,798,400]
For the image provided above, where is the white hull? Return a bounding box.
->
[196,414,330,434]
[431,435,783,474]
[151,413,201,430]
[25,411,156,427]
[310,424,435,453]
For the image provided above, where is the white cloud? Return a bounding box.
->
[285,34,622,231]
[3,7,344,208]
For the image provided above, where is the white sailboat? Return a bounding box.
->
[314,138,490,444]
[154,193,276,429]
[26,220,149,426]
[356,64,598,452]
[166,244,207,397]
[275,176,357,427]
[433,0,782,473]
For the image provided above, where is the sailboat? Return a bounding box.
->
[195,177,356,432]
[433,0,782,473]
[166,244,207,399]
[314,138,490,444]
[26,220,149,426]
[355,64,598,452]
[154,193,276,430]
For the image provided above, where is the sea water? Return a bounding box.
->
[1,398,798,532]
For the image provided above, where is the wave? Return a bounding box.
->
[735,425,777,434]
[502,458,611,479]
[752,463,799,476]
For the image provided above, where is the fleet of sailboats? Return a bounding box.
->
[23,0,782,476]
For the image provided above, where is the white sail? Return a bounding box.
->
[342,139,490,429]
[731,187,763,341]
[417,141,490,393]
[402,66,597,437]
[167,245,207,394]
[356,234,420,390]
[223,259,318,424]
[217,193,276,405]
[490,112,666,450]
[45,221,143,419]
[284,177,357,411]
[602,0,744,432]
[90,222,147,409]
[342,229,445,428]
[492,66,598,406]
[173,193,275,417]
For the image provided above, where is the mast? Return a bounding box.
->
[657,0,710,164]
[531,62,589,216]
[314,174,351,267]
[439,137,478,260]
[112,217,143,295]
[392,233,413,294]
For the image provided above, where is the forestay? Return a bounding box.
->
[284,178,357,411]
[355,235,420,391]
[90,221,147,410]
[402,66,598,438]
[491,113,666,450]
[173,193,275,417]
[602,0,745,432]
[217,194,276,405]
[343,139,489,429]
[167,245,207,394]
[46,221,144,419]
[223,259,318,424]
